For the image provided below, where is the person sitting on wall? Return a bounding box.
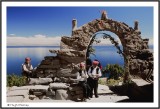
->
[69,62,91,102]
[88,60,102,98]
[78,62,91,101]
[22,57,34,78]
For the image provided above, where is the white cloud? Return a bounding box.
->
[7,34,61,46]
[8,34,16,36]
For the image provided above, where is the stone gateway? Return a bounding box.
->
[35,11,153,82]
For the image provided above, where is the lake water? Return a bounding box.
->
[7,45,153,75]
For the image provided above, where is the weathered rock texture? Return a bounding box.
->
[34,12,153,81]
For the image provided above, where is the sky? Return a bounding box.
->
[7,7,153,46]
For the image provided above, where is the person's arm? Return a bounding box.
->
[81,71,88,79]
[30,65,33,70]
[22,64,31,73]
[85,71,89,78]
[76,72,81,80]
[98,69,102,77]
[88,68,92,77]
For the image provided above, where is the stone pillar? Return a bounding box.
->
[101,10,107,20]
[72,19,77,30]
[134,21,139,30]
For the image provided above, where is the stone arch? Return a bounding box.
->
[60,13,153,81]
[36,12,153,82]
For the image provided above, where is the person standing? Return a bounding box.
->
[88,60,102,98]
[22,57,33,78]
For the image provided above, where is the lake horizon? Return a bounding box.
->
[7,45,153,76]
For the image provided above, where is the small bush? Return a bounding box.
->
[7,74,27,87]
[102,64,124,80]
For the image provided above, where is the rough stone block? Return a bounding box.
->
[38,65,60,69]
[7,90,28,97]
[49,83,69,90]
[29,89,47,95]
[59,56,85,64]
[45,73,57,78]
[55,89,70,100]
[33,92,44,96]
[29,95,37,100]
[28,78,53,85]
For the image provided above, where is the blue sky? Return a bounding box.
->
[7,7,153,46]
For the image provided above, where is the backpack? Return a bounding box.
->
[90,66,99,74]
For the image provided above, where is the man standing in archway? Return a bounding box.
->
[88,61,102,98]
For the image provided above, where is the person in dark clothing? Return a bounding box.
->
[88,61,102,98]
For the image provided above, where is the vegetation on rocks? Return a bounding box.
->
[7,74,27,87]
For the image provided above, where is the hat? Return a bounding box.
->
[80,62,85,67]
[92,61,99,65]
[25,57,31,61]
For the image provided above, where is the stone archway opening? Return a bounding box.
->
[86,31,124,59]
[86,31,125,79]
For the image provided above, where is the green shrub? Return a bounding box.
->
[7,74,27,87]
[102,64,124,80]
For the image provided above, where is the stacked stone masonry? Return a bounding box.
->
[27,78,84,101]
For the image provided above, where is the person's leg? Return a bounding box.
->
[94,79,99,98]
[82,82,88,98]
[89,78,94,98]
[86,83,91,98]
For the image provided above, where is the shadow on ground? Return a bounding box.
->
[108,82,153,102]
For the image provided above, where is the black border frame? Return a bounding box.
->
[0,0,159,109]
